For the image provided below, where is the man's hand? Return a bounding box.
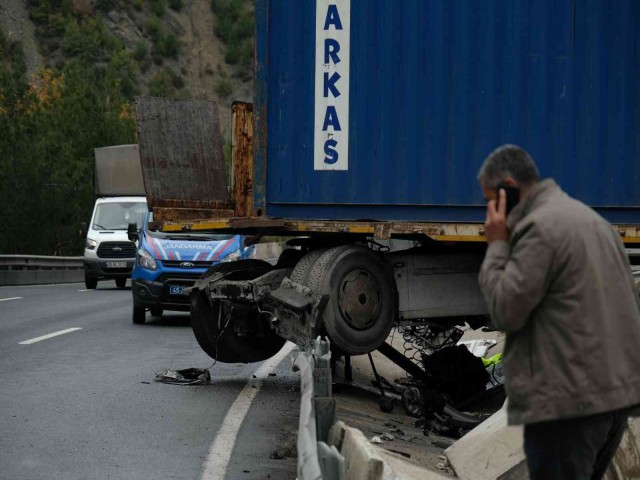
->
[485,189,510,243]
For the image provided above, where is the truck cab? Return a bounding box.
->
[130,211,248,324]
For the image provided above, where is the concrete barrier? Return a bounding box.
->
[329,421,449,480]
[446,403,640,480]
[0,255,84,286]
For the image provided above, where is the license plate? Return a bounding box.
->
[169,286,185,295]
[105,261,127,269]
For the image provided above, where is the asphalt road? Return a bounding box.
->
[0,282,299,480]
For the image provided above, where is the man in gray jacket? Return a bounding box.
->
[477,145,640,480]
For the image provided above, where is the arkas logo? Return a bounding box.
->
[314,0,350,171]
[180,262,195,269]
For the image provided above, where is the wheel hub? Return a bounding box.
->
[338,269,382,330]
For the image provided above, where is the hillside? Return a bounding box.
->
[0,0,254,137]
[0,0,255,255]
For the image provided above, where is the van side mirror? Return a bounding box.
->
[128,223,139,242]
[79,222,88,239]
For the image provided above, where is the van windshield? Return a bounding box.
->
[93,202,147,231]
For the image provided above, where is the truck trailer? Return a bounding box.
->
[136,0,640,364]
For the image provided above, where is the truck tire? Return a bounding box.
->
[190,260,285,363]
[307,245,397,355]
[85,275,97,290]
[132,305,146,324]
[115,278,126,288]
[289,249,327,285]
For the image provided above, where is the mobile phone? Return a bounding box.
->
[496,183,520,215]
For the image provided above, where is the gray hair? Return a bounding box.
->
[477,144,540,188]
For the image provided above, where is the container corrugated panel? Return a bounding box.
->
[257,0,639,224]
[94,144,145,197]
[134,97,228,210]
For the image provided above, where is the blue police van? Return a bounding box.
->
[130,212,248,324]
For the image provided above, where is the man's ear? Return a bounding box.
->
[500,177,518,188]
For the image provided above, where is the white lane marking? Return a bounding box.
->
[200,342,296,480]
[0,297,23,302]
[77,289,89,292]
[19,328,82,345]
[0,282,84,289]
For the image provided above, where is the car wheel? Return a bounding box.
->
[115,278,126,288]
[85,276,98,290]
[132,305,146,324]
[150,306,163,317]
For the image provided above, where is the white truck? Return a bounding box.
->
[80,145,147,289]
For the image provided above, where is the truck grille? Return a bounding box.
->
[161,260,213,269]
[97,241,137,259]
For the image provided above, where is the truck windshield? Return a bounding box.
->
[93,202,147,231]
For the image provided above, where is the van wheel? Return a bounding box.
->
[132,305,146,324]
[307,245,397,355]
[85,276,98,290]
[115,278,126,288]
[150,306,163,317]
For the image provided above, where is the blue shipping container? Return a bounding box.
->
[255,0,639,224]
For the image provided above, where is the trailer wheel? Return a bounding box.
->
[308,246,397,355]
[190,260,285,363]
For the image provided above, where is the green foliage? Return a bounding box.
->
[0,28,136,255]
[132,0,144,12]
[150,0,166,17]
[96,0,118,12]
[147,68,170,96]
[155,32,179,58]
[133,41,148,61]
[214,75,233,97]
[211,0,253,80]
[145,16,162,41]
[169,0,184,12]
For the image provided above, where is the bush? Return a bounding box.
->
[145,16,162,41]
[169,0,184,12]
[211,0,254,79]
[132,0,144,11]
[149,71,173,97]
[96,0,118,12]
[150,0,166,17]
[215,76,233,97]
[133,41,148,61]
[156,33,179,58]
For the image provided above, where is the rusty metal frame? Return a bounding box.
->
[150,217,640,243]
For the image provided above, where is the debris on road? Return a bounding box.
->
[370,435,383,445]
[154,368,211,385]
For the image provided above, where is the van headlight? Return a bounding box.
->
[220,250,241,263]
[138,249,157,271]
[85,238,97,250]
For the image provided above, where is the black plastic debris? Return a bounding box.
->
[154,368,211,385]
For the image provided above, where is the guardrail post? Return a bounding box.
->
[293,337,345,480]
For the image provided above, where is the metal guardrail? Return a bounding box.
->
[292,338,346,480]
[0,255,84,286]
